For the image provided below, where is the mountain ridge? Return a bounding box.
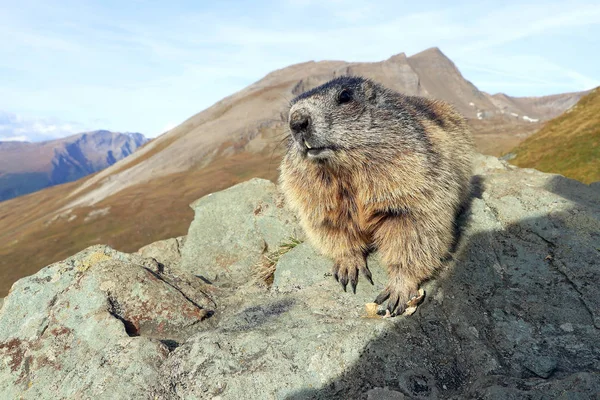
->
[0,130,147,202]
[58,48,586,210]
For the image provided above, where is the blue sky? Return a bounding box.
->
[1,0,599,141]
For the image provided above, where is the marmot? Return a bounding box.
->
[279,76,474,315]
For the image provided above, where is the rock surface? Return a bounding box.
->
[181,178,304,287]
[0,245,215,399]
[137,236,187,268]
[1,155,599,399]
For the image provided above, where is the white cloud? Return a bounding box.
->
[0,0,598,138]
[0,111,87,142]
[0,135,30,142]
[457,53,600,94]
[460,3,600,52]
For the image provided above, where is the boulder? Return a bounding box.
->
[0,245,215,399]
[137,236,187,268]
[1,155,599,399]
[180,178,304,287]
[272,242,389,304]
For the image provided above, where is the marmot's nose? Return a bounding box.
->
[289,111,311,135]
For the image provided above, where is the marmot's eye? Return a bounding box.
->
[338,89,352,104]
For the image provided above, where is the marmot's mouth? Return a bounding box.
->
[307,148,328,156]
[301,139,334,159]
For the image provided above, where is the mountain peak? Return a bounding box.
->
[386,52,408,63]
[410,46,449,60]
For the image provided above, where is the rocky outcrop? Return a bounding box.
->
[137,236,187,269]
[180,178,304,287]
[1,155,599,399]
[0,246,214,399]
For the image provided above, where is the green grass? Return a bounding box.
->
[510,88,600,184]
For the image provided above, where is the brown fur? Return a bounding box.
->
[279,76,474,315]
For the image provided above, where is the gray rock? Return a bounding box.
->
[522,355,558,379]
[499,152,516,161]
[137,236,186,268]
[2,154,600,399]
[0,245,214,399]
[273,243,388,302]
[154,154,600,399]
[180,178,304,287]
[468,372,600,399]
[366,387,406,399]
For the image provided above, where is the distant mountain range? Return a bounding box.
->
[0,130,147,202]
[0,47,588,296]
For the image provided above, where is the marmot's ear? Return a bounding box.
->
[363,80,377,103]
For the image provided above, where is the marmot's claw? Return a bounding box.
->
[360,265,374,285]
[349,267,358,294]
[386,294,403,316]
[375,283,420,316]
[374,288,390,305]
[332,259,365,294]
[339,274,348,291]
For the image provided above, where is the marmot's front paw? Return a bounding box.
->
[332,257,373,293]
[374,280,420,316]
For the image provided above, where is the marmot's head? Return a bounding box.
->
[287,76,389,162]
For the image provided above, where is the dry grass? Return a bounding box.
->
[510,88,600,184]
[252,237,303,286]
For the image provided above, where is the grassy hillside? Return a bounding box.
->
[510,88,600,184]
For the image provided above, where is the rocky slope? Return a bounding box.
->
[0,48,586,297]
[1,155,598,399]
[0,130,147,202]
[509,87,600,184]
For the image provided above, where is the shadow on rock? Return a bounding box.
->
[224,298,296,332]
[286,174,600,399]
